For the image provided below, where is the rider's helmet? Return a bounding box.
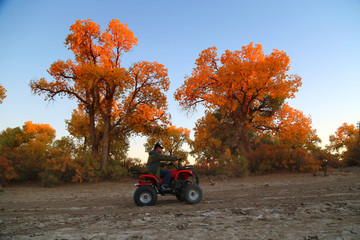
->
[154,143,164,150]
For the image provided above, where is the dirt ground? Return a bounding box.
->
[0,168,359,240]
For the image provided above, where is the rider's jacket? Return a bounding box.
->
[146,150,177,179]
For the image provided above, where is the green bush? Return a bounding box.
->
[41,171,60,187]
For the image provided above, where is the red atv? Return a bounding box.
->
[132,160,202,206]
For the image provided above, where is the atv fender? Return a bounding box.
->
[136,174,158,186]
[175,170,193,180]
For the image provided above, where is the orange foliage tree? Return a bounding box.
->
[328,122,359,152]
[30,19,170,169]
[191,110,249,176]
[273,103,320,149]
[176,43,324,174]
[0,84,6,104]
[175,43,302,155]
[328,122,360,166]
[191,111,223,163]
[0,122,98,186]
[0,122,56,181]
[0,156,17,185]
[65,107,92,149]
[144,125,191,160]
[192,106,321,174]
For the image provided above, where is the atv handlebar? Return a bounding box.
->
[160,158,193,171]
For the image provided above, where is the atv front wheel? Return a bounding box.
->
[183,183,202,204]
[134,186,157,206]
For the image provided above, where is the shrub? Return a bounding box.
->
[248,144,320,173]
[194,159,218,176]
[342,142,360,166]
[41,171,60,187]
[0,156,18,185]
[217,154,248,177]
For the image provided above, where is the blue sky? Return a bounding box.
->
[0,0,359,162]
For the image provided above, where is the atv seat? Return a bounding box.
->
[130,169,151,179]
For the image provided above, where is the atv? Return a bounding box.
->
[131,160,202,206]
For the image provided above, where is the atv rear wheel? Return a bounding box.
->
[134,186,157,206]
[183,183,202,204]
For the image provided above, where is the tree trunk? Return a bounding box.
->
[100,115,111,170]
[238,125,251,156]
[88,107,99,160]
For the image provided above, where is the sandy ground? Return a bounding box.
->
[0,167,359,240]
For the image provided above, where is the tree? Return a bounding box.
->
[191,110,224,163]
[274,103,320,149]
[0,84,6,104]
[30,20,109,160]
[0,121,56,180]
[30,19,170,169]
[328,122,360,166]
[0,156,18,184]
[191,110,250,176]
[65,107,92,149]
[328,122,359,152]
[144,125,191,160]
[175,43,302,155]
[192,105,320,174]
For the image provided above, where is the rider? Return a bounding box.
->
[146,143,179,191]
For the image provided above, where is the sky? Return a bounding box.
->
[0,0,359,162]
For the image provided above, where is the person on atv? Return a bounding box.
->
[146,143,180,191]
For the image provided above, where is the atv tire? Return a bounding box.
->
[134,186,157,206]
[183,183,202,204]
